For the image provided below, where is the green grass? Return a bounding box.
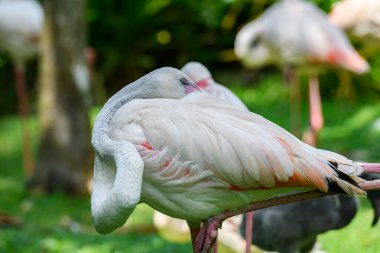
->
[1,74,380,253]
[319,198,380,253]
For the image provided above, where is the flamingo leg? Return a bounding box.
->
[245,212,253,253]
[304,75,323,146]
[187,221,202,253]
[195,181,380,253]
[195,217,220,253]
[213,238,218,253]
[13,64,34,179]
[362,163,380,174]
[361,179,380,190]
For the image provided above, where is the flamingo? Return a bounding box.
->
[328,0,380,99]
[234,0,369,146]
[91,67,380,253]
[152,62,252,253]
[329,0,380,55]
[182,62,248,111]
[182,61,253,253]
[0,0,43,178]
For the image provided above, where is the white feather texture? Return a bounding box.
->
[0,0,43,65]
[182,62,248,111]
[91,67,364,234]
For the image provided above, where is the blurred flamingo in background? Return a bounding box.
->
[328,0,380,99]
[234,0,369,147]
[329,0,380,56]
[0,0,43,178]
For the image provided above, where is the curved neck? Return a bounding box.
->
[92,80,149,149]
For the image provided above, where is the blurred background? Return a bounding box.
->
[0,0,379,252]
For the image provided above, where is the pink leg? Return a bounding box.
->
[362,163,380,174]
[245,212,253,253]
[14,64,34,179]
[305,75,323,146]
[212,239,218,253]
[195,218,220,253]
[360,179,380,190]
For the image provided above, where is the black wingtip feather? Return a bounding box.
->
[326,162,360,194]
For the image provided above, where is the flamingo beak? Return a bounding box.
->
[185,82,201,94]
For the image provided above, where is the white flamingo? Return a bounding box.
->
[234,0,369,146]
[328,0,380,99]
[152,62,252,253]
[90,67,380,253]
[329,0,380,55]
[182,62,248,111]
[182,61,254,253]
[0,0,43,178]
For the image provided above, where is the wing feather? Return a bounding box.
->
[109,92,363,194]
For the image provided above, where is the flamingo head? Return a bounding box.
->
[181,62,213,89]
[234,21,272,68]
[134,67,200,99]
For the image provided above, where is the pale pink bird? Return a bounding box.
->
[148,62,252,253]
[182,61,254,253]
[234,0,369,146]
[0,0,43,177]
[90,67,380,253]
[182,62,248,111]
[329,0,380,55]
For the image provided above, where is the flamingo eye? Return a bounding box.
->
[250,36,261,48]
[180,78,190,86]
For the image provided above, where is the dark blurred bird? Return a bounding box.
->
[241,173,380,253]
[234,0,368,146]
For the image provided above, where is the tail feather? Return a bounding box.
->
[326,164,366,195]
[314,148,363,175]
[343,52,369,74]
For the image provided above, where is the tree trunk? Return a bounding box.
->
[31,0,93,194]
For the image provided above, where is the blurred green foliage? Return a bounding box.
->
[4,0,379,116]
[1,1,380,251]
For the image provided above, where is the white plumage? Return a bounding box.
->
[0,0,43,177]
[91,67,366,241]
[150,62,249,252]
[234,0,368,73]
[329,0,380,53]
[0,0,43,66]
[181,62,248,111]
[234,0,369,146]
